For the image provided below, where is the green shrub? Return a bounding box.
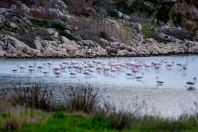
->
[30,18,78,40]
[106,8,119,18]
[30,18,67,31]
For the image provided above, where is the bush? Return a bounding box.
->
[63,86,99,114]
[99,111,133,130]
[14,30,37,49]
[30,18,77,40]
[30,18,67,31]
[98,31,110,40]
[106,8,119,18]
[7,84,55,111]
[4,117,20,131]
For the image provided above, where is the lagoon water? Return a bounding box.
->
[0,55,198,118]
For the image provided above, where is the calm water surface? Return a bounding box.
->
[0,55,198,118]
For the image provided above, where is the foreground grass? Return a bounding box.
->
[1,85,198,132]
[19,112,115,132]
[1,109,198,132]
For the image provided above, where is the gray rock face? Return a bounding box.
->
[0,35,39,58]
[0,34,198,58]
[157,26,192,40]
[0,35,77,58]
[61,36,79,56]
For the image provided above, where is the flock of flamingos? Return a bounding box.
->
[11,59,197,90]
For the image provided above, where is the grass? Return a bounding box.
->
[19,112,114,132]
[1,110,198,132]
[1,85,198,132]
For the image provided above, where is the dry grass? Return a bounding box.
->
[63,86,100,114]
[3,84,55,111]
[69,16,135,46]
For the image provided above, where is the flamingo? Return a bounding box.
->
[156,76,164,86]
[182,64,187,70]
[70,72,76,78]
[166,62,174,70]
[43,71,49,77]
[126,73,133,79]
[12,69,18,73]
[186,77,197,87]
[28,68,35,74]
[19,65,25,73]
[53,67,61,77]
[135,73,144,81]
[37,66,43,72]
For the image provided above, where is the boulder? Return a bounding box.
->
[117,11,124,18]
[47,28,55,35]
[123,14,131,21]
[106,46,118,55]
[77,40,107,56]
[0,8,6,15]
[131,22,142,31]
[117,50,129,56]
[19,4,30,16]
[9,22,18,28]
[0,35,40,57]
[11,16,22,23]
[62,36,79,56]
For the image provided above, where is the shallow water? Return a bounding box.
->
[0,55,198,118]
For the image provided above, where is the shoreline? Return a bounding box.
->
[0,52,197,60]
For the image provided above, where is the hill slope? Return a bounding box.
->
[0,0,197,58]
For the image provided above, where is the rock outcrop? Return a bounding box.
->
[1,34,198,58]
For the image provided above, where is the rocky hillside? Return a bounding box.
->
[0,0,197,58]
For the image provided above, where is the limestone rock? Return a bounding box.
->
[62,36,79,56]
[77,40,107,57]
[0,35,39,57]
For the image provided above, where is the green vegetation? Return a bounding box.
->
[141,24,154,39]
[1,85,198,132]
[30,18,78,41]
[1,109,198,132]
[19,112,114,132]
[116,1,160,17]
